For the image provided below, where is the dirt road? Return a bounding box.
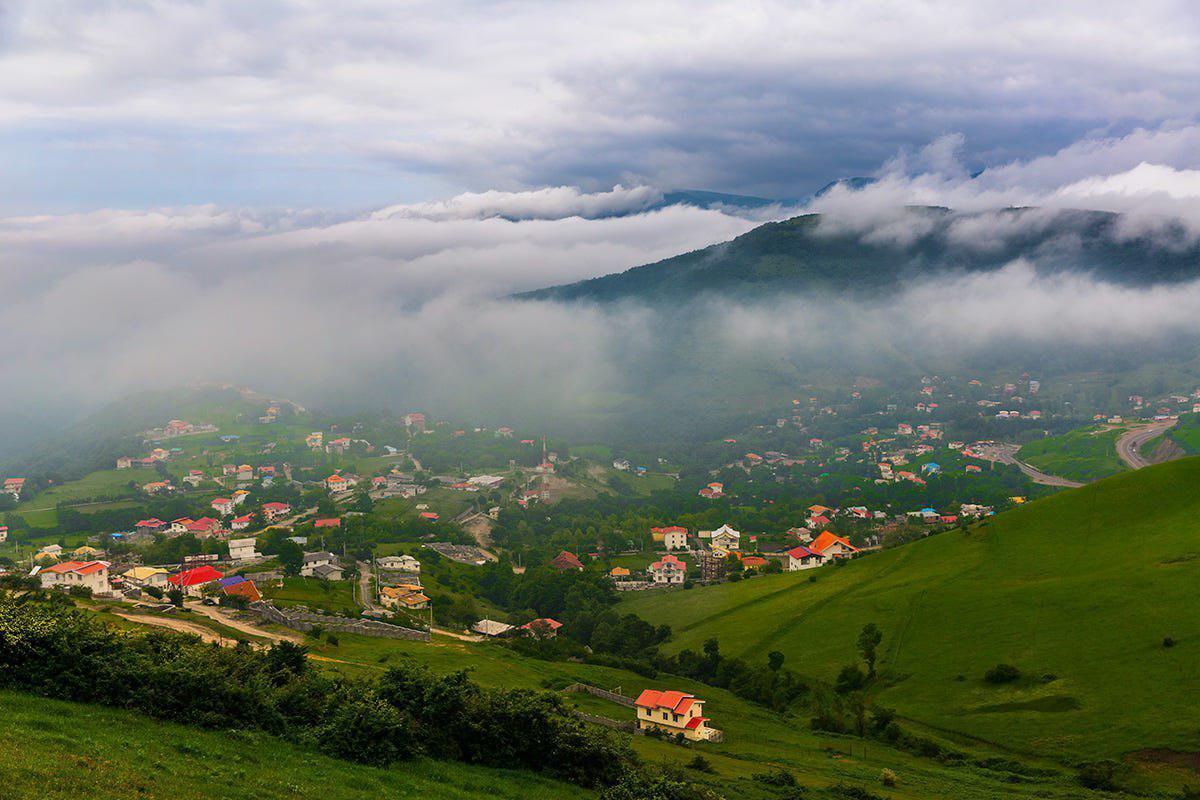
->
[186,602,304,644]
[1115,420,1179,470]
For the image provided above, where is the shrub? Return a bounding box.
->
[1163,636,1177,648]
[984,664,1021,684]
[687,755,714,773]
[880,768,897,787]
[752,768,798,786]
[1076,760,1118,791]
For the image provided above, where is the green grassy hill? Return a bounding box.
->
[0,690,581,800]
[618,458,1200,772]
[1016,424,1128,482]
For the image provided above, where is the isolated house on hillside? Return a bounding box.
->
[550,551,584,571]
[634,690,718,741]
[786,545,824,571]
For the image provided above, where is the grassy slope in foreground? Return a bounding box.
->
[0,690,581,800]
[618,457,1200,762]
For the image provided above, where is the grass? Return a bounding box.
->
[0,690,584,800]
[1017,424,1128,482]
[263,577,359,615]
[617,457,1200,781]
[1168,413,1200,454]
[12,468,159,528]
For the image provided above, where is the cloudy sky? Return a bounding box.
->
[4,1,1200,211]
[7,1,1200,448]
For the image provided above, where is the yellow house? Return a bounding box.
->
[609,567,631,577]
[73,545,103,559]
[634,690,720,742]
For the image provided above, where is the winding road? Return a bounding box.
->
[1115,420,1178,470]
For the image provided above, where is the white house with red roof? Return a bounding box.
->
[168,565,224,596]
[261,502,291,522]
[634,690,719,741]
[648,554,686,584]
[786,545,824,571]
[211,497,235,516]
[231,514,253,531]
[37,561,111,595]
[4,477,26,499]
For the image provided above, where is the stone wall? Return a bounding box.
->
[249,601,430,641]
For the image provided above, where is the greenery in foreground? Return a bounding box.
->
[0,689,583,800]
[1016,424,1128,482]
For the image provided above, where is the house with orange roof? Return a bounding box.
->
[809,531,858,559]
[38,560,111,594]
[634,689,719,741]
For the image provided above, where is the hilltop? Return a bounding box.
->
[519,207,1200,303]
[618,457,1200,776]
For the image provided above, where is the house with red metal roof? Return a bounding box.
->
[550,551,583,571]
[648,554,686,584]
[261,502,291,522]
[37,560,110,595]
[634,689,720,741]
[520,618,563,638]
[786,545,825,571]
[168,565,224,596]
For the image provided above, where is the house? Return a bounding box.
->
[314,518,341,529]
[38,561,110,594]
[708,524,741,551]
[211,497,235,515]
[232,489,250,505]
[403,412,426,431]
[142,481,171,495]
[921,462,941,476]
[467,474,504,490]
[609,566,631,578]
[472,619,514,637]
[261,502,291,522]
[236,464,254,481]
[231,514,253,531]
[550,550,584,571]
[4,477,26,499]
[377,554,421,573]
[809,531,858,559]
[0,526,7,543]
[116,457,133,469]
[72,545,103,559]
[168,565,224,596]
[300,552,340,578]
[124,566,170,588]
[786,545,824,571]
[218,575,262,603]
[136,518,167,534]
[634,690,718,741]
[741,555,768,570]
[698,482,724,499]
[186,517,221,535]
[521,618,563,638]
[654,526,689,551]
[38,544,63,558]
[648,554,686,584]
[418,511,440,522]
[324,472,350,491]
[787,526,813,543]
[228,537,259,561]
[379,584,430,610]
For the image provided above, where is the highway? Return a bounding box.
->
[1115,419,1178,470]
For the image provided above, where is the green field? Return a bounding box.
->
[0,690,582,800]
[12,468,159,528]
[1017,424,1128,482]
[618,457,1200,782]
[1168,413,1200,454]
[263,577,360,615]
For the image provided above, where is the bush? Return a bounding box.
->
[1076,760,1118,791]
[687,755,714,773]
[879,768,897,787]
[67,585,93,598]
[1163,636,1177,648]
[835,664,867,693]
[984,664,1021,684]
[753,768,798,786]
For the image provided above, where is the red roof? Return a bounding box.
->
[683,716,709,730]
[520,618,563,631]
[43,560,107,576]
[635,689,698,714]
[314,518,341,528]
[169,565,223,587]
[551,551,584,570]
[651,525,688,534]
[419,511,439,520]
[222,580,261,602]
[787,545,820,559]
[741,556,768,568]
[262,502,290,512]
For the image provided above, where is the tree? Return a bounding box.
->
[278,539,304,576]
[768,650,785,672]
[858,622,882,678]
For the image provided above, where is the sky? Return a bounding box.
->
[4,1,1200,211]
[7,1,1200,449]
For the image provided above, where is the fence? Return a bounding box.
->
[575,712,636,733]
[248,601,430,641]
[563,683,636,707]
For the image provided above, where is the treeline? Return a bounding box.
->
[0,594,635,789]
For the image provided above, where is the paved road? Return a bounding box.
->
[970,442,1085,488]
[356,560,376,611]
[1115,420,1178,470]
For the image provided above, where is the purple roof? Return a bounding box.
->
[217,575,246,588]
